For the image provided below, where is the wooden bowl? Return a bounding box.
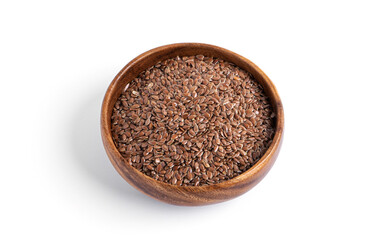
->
[101,43,284,206]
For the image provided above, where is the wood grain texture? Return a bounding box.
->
[101,43,284,206]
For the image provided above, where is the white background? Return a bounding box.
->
[1,0,390,239]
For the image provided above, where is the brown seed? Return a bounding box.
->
[202,173,208,180]
[145,117,151,126]
[196,55,204,60]
[146,164,154,171]
[196,142,202,149]
[145,145,153,154]
[194,162,200,169]
[202,159,210,168]
[215,136,221,145]
[187,172,194,180]
[156,164,163,172]
[171,177,178,185]
[213,145,219,153]
[165,170,174,179]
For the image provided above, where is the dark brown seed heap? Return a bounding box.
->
[111,55,275,186]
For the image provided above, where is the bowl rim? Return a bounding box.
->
[101,42,284,191]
